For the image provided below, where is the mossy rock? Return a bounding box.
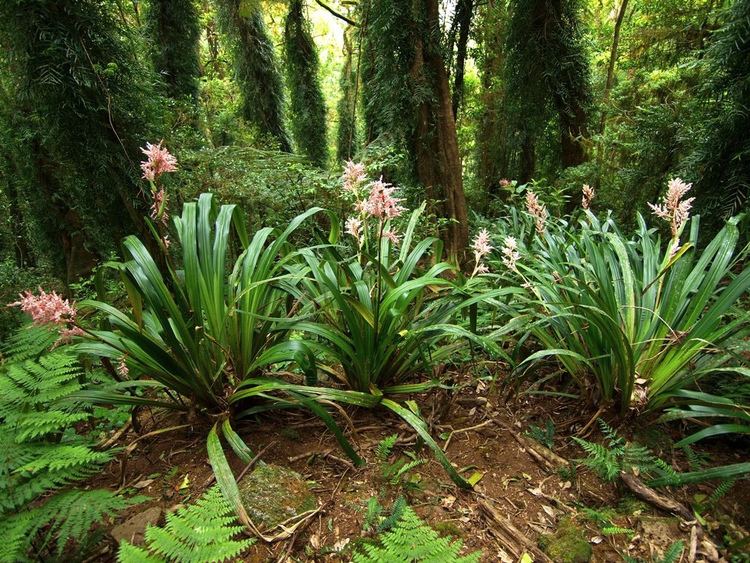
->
[539,517,592,563]
[238,463,317,530]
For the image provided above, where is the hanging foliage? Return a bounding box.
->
[505,0,592,175]
[336,28,358,163]
[0,0,162,277]
[284,0,329,167]
[216,0,292,151]
[146,0,201,100]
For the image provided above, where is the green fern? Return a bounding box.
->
[571,436,621,481]
[623,540,684,563]
[525,419,555,449]
[363,497,384,533]
[117,486,254,563]
[602,525,635,537]
[0,329,136,559]
[708,479,736,506]
[376,434,399,462]
[353,504,481,563]
[0,324,58,363]
[573,420,679,484]
[375,435,425,487]
[378,496,408,533]
[0,489,143,560]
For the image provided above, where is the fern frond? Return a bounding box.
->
[602,526,635,537]
[0,324,57,362]
[658,540,684,563]
[363,497,383,532]
[376,434,398,463]
[708,479,735,505]
[597,419,624,450]
[572,436,621,481]
[391,459,425,484]
[379,496,408,533]
[353,504,481,563]
[118,486,254,563]
[0,489,143,560]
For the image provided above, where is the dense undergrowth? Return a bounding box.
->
[1,151,748,560]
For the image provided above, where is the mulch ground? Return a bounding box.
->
[85,370,750,562]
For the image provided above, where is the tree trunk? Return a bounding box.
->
[556,93,589,168]
[600,0,630,135]
[414,0,469,262]
[451,0,474,118]
[519,136,536,184]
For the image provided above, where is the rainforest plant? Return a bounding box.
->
[0,325,142,560]
[503,181,750,413]
[231,164,511,489]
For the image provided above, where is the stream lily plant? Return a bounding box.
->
[75,153,501,527]
[232,164,506,488]
[504,181,750,415]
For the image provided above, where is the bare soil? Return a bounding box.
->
[86,371,750,562]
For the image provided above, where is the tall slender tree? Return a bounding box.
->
[474,1,511,193]
[362,0,469,259]
[691,0,750,223]
[506,0,592,174]
[217,0,292,151]
[0,0,161,278]
[147,0,201,99]
[336,28,358,162]
[451,0,474,118]
[284,0,328,167]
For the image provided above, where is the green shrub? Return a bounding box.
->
[504,204,750,412]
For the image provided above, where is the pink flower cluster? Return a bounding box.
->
[581,184,595,210]
[471,228,493,276]
[358,178,405,220]
[140,141,177,182]
[9,288,84,344]
[345,217,362,242]
[501,236,520,272]
[525,190,548,234]
[648,178,695,238]
[343,161,367,194]
[342,163,406,248]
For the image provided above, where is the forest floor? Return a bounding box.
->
[87,371,749,562]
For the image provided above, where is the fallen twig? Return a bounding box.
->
[619,471,693,520]
[479,498,554,563]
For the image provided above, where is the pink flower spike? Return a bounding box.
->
[648,177,695,238]
[362,177,405,219]
[471,228,493,276]
[581,184,595,210]
[9,287,83,344]
[140,141,177,182]
[343,161,368,194]
[501,236,521,271]
[345,217,362,241]
[382,229,401,246]
[525,190,548,234]
[9,287,77,325]
[472,228,493,258]
[117,357,129,378]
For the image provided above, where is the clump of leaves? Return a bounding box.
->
[525,419,555,450]
[354,502,480,563]
[0,325,142,560]
[572,419,750,486]
[375,434,425,489]
[118,486,254,563]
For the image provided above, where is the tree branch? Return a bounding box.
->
[314,0,359,27]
